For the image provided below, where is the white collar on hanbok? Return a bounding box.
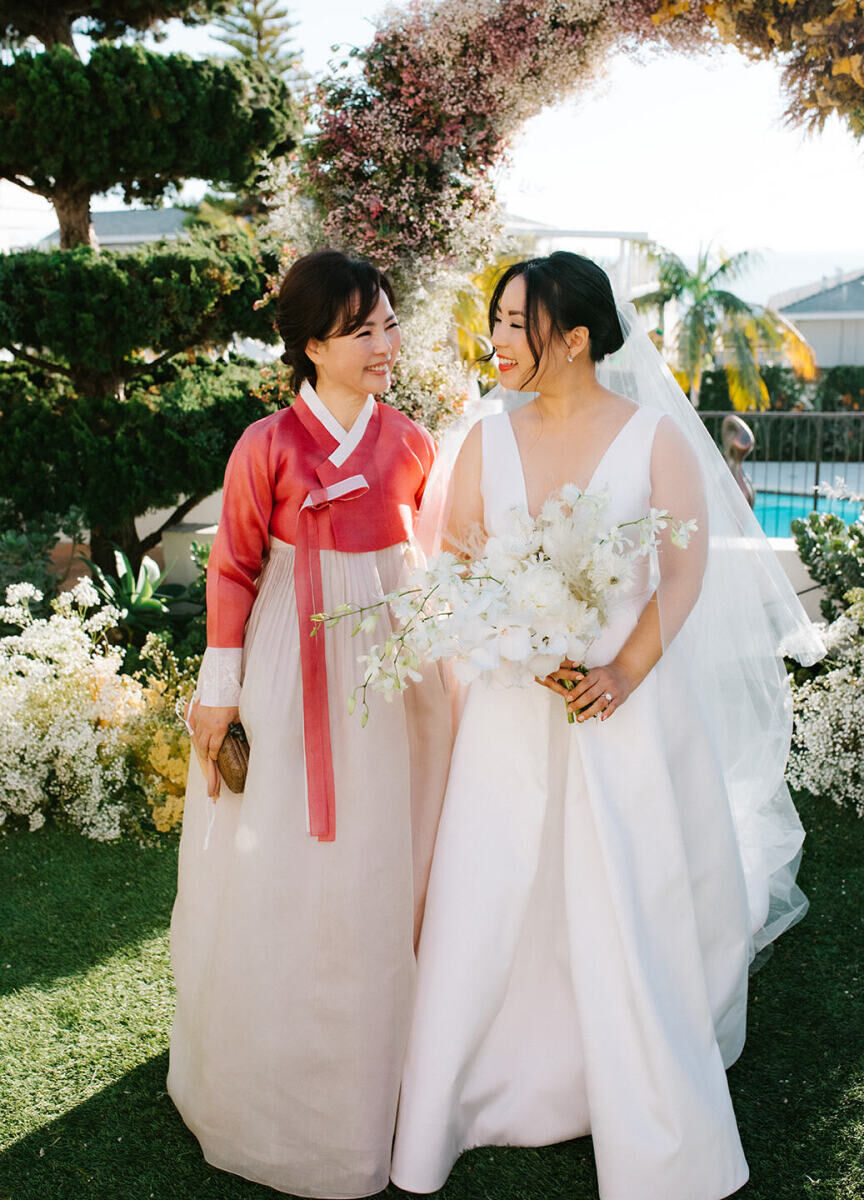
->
[299,380,375,469]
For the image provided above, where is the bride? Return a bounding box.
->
[390,252,822,1200]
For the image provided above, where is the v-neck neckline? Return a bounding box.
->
[298,380,376,469]
[506,407,641,516]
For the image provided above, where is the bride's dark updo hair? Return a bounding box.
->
[276,249,395,388]
[488,252,624,381]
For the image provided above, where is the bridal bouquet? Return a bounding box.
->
[314,485,696,723]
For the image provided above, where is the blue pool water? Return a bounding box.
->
[754,493,863,538]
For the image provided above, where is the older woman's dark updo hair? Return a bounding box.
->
[276,249,395,388]
[488,252,624,382]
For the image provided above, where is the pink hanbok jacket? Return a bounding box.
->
[204,381,436,842]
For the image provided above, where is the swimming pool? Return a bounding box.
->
[754,493,863,538]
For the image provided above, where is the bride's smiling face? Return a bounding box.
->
[491,275,568,391]
[491,276,532,389]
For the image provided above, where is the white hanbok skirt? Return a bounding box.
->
[168,538,450,1199]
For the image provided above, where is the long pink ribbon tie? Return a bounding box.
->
[295,475,369,842]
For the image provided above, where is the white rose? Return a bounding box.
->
[507,563,571,617]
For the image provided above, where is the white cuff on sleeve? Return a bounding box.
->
[196,646,243,707]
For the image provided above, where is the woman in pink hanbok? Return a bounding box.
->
[168,250,450,1199]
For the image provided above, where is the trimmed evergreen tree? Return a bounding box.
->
[0,1,299,571]
[0,1,225,52]
[0,42,295,247]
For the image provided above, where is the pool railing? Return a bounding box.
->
[699,410,864,538]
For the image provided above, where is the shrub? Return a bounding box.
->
[0,504,85,626]
[0,355,278,573]
[791,511,864,622]
[787,589,864,817]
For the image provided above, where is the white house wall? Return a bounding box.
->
[791,316,864,367]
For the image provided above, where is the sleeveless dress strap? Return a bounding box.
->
[587,406,664,498]
[481,412,527,534]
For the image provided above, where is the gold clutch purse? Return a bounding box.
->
[217,722,249,793]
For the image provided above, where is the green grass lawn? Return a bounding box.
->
[0,790,862,1200]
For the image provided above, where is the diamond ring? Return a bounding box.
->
[604,692,613,702]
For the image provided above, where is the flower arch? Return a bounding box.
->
[284,0,862,283]
[267,0,863,420]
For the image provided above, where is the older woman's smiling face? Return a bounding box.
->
[307,290,402,399]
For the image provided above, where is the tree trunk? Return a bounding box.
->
[37,12,79,53]
[90,519,143,578]
[53,184,98,250]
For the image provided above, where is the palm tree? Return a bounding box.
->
[636,246,815,409]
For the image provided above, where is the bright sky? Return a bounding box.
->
[3,0,863,302]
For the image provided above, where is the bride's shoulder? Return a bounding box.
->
[457,419,484,459]
[600,386,639,417]
[648,411,701,473]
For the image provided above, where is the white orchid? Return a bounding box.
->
[670,519,699,549]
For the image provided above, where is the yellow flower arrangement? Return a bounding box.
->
[142,723,190,832]
[129,635,198,833]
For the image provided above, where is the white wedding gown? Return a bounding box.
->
[391,407,753,1200]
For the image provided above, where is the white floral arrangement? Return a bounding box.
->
[786,588,864,817]
[0,581,194,839]
[0,580,141,838]
[316,486,695,723]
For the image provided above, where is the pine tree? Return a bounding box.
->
[0,43,296,247]
[211,0,302,82]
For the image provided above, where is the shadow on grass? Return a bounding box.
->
[424,1138,600,1200]
[0,825,178,998]
[729,791,864,1200]
[0,1052,274,1200]
[0,1047,598,1200]
[0,794,860,1200]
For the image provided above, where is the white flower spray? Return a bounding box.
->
[315,487,694,724]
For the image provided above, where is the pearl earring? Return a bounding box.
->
[566,352,574,363]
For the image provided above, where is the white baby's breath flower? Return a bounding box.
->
[5,583,43,606]
[0,580,151,838]
[84,606,121,635]
[69,578,100,608]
